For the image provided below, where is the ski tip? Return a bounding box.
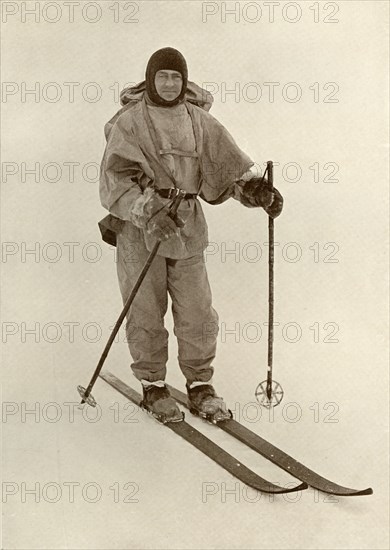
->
[321,486,373,497]
[262,481,308,495]
[347,487,373,497]
[283,481,308,494]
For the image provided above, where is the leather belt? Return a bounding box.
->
[156,188,197,200]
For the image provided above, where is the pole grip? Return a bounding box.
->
[168,191,186,228]
[168,190,186,217]
[267,160,274,192]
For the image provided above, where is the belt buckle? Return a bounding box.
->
[168,188,179,199]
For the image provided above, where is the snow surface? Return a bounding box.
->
[1,1,389,549]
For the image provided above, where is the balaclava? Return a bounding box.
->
[145,47,188,107]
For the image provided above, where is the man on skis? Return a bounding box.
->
[99,47,283,424]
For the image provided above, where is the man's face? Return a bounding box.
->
[154,69,183,101]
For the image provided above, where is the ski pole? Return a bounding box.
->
[266,161,275,401]
[77,190,187,407]
[255,161,284,408]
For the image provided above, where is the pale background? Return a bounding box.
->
[1,1,389,549]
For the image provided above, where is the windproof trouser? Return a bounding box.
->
[116,224,219,385]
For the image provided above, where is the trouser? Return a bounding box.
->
[116,229,219,385]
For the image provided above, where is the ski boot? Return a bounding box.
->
[187,383,232,424]
[141,382,184,424]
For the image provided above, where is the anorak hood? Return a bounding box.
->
[145,47,188,107]
[120,80,214,112]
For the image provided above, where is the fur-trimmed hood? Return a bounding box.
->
[104,81,214,140]
[120,80,214,111]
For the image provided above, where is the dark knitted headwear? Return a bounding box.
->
[145,47,188,107]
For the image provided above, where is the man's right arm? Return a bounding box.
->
[99,115,151,221]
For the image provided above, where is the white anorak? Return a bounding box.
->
[99,81,253,259]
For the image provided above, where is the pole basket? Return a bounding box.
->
[255,380,284,408]
[77,385,97,408]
